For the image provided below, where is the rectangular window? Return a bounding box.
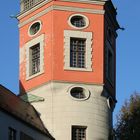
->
[20,132,34,140]
[72,126,87,140]
[70,38,86,68]
[107,49,114,83]
[30,43,40,76]
[24,0,35,10]
[8,127,16,140]
[64,30,92,71]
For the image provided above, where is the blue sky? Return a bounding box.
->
[0,0,140,125]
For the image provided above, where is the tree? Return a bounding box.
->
[115,93,140,140]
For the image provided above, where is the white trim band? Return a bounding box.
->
[18,5,105,28]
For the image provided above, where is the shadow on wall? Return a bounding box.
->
[19,80,27,96]
[19,80,45,104]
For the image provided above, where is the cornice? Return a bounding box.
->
[25,80,104,93]
[17,0,106,20]
[18,4,105,28]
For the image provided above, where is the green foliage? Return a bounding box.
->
[115,93,140,140]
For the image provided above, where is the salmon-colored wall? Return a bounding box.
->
[52,11,104,82]
[20,11,54,91]
[19,1,105,92]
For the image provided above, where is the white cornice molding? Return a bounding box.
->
[17,0,52,20]
[17,0,106,20]
[18,5,105,28]
[54,5,105,14]
[60,0,107,5]
[25,80,104,93]
[18,6,53,28]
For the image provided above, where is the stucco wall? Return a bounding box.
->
[29,81,112,140]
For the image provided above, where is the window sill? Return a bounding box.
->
[26,71,44,81]
[64,67,92,72]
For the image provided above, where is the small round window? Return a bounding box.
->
[69,86,90,100]
[68,14,89,29]
[29,21,41,36]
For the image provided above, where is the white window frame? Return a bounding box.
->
[25,34,44,80]
[68,14,89,30]
[64,30,93,71]
[28,20,42,37]
[107,96,115,111]
[68,85,90,101]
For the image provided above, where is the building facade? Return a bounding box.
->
[0,85,54,140]
[18,0,119,139]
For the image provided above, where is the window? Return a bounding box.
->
[68,14,89,29]
[69,86,90,100]
[64,30,92,71]
[30,43,40,75]
[20,132,34,140]
[29,21,41,36]
[70,38,86,68]
[23,0,35,11]
[107,49,114,83]
[107,27,114,45]
[70,87,86,99]
[105,41,114,84]
[8,127,16,140]
[107,96,115,111]
[71,16,86,28]
[72,126,87,140]
[21,0,44,12]
[25,34,44,80]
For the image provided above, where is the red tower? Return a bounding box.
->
[18,0,119,139]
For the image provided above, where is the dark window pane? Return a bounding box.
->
[9,127,16,140]
[20,132,34,140]
[72,126,87,140]
[30,43,40,75]
[108,50,113,82]
[71,16,86,28]
[70,38,86,68]
[70,87,86,99]
[29,22,41,35]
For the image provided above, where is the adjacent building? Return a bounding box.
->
[0,85,54,140]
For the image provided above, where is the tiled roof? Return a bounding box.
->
[0,85,54,139]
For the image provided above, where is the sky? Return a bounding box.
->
[0,0,140,125]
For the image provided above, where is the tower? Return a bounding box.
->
[18,0,119,139]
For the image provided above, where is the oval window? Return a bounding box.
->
[69,86,90,100]
[29,21,41,36]
[107,96,115,111]
[68,14,89,29]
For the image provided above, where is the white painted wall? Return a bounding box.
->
[29,81,112,140]
[0,111,52,140]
